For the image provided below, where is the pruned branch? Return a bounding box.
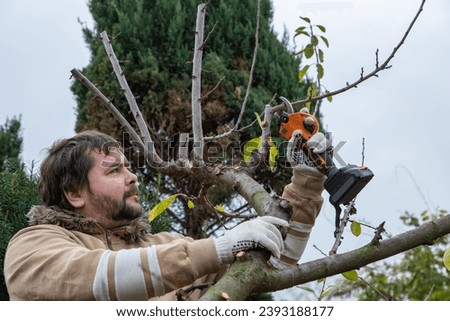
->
[191,3,207,164]
[70,68,168,168]
[100,31,162,165]
[70,69,142,147]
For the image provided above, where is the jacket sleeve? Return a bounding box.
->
[277,168,326,265]
[92,234,221,300]
[4,226,221,300]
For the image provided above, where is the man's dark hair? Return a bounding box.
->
[39,130,121,210]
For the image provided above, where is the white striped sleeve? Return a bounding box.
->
[114,248,148,300]
[92,247,166,301]
[92,250,112,300]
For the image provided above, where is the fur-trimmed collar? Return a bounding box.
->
[26,205,151,242]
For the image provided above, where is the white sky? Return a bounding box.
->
[1,0,449,298]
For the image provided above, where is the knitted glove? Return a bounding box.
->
[213,216,289,264]
[287,128,332,176]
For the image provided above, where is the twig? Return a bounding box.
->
[201,76,226,100]
[273,0,426,111]
[176,282,214,301]
[70,69,143,148]
[371,221,386,245]
[361,137,365,166]
[204,0,262,141]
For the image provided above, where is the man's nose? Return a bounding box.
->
[125,168,138,186]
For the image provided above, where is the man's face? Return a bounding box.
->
[80,148,143,226]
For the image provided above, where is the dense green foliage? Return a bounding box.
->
[0,117,42,300]
[0,116,23,171]
[72,0,309,237]
[331,210,450,300]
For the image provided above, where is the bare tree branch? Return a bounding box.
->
[100,31,163,165]
[70,69,142,147]
[191,3,207,164]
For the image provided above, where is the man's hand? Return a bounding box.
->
[213,216,289,264]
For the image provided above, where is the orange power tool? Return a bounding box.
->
[278,97,374,231]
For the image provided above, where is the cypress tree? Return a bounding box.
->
[0,117,42,300]
[72,0,309,237]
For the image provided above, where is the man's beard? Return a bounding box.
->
[91,185,143,223]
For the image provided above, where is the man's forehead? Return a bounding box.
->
[91,149,128,168]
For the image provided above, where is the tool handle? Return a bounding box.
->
[302,142,335,176]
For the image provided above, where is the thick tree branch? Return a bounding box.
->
[201,213,450,300]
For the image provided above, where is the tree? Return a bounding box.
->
[0,116,23,171]
[72,0,310,238]
[70,0,450,300]
[0,116,42,300]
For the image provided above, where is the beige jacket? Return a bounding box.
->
[4,169,324,301]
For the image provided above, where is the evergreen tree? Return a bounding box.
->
[0,116,23,171]
[72,0,309,237]
[0,117,42,300]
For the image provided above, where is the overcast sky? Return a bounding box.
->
[1,0,449,298]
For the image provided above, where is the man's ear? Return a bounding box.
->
[64,189,85,209]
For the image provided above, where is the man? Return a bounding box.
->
[4,129,327,300]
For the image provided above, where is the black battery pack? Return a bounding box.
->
[324,165,374,206]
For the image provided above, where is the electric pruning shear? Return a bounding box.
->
[278,96,374,236]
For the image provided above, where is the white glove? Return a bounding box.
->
[287,129,332,175]
[213,216,289,264]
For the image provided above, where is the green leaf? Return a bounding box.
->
[318,49,324,63]
[320,35,329,48]
[342,270,359,281]
[316,24,326,33]
[311,35,319,46]
[304,44,314,59]
[294,30,310,38]
[297,286,316,294]
[243,136,262,165]
[444,247,450,271]
[254,112,263,128]
[269,139,278,172]
[351,220,362,237]
[318,287,333,301]
[325,90,333,102]
[215,204,225,213]
[298,65,310,82]
[300,16,311,23]
[149,194,179,222]
[305,84,317,109]
[317,64,324,79]
[187,199,195,209]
